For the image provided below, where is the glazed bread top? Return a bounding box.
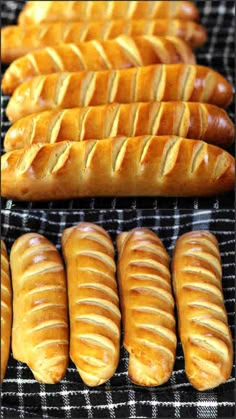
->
[18,1,199,25]
[117,228,176,386]
[62,223,121,386]
[172,231,233,390]
[10,233,69,384]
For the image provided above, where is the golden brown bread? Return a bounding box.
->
[1,19,207,63]
[62,223,120,386]
[172,231,233,391]
[1,35,196,95]
[10,233,69,384]
[1,241,12,383]
[18,1,199,25]
[4,102,234,152]
[1,136,234,201]
[116,228,176,386]
[6,64,233,123]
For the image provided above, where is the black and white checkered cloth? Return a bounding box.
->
[1,0,235,210]
[1,209,235,418]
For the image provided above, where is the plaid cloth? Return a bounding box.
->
[1,208,235,418]
[1,0,235,210]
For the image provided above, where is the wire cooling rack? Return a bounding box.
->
[1,0,235,210]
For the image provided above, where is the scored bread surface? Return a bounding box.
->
[10,233,69,384]
[2,35,196,94]
[4,102,234,152]
[1,19,207,63]
[6,64,233,122]
[117,228,176,386]
[1,136,235,201]
[62,223,121,386]
[172,231,233,390]
[1,241,12,383]
[18,1,199,25]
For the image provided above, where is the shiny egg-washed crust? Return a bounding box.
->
[10,233,69,384]
[2,35,196,95]
[172,231,233,391]
[6,64,233,123]
[1,241,12,383]
[1,136,235,201]
[4,102,234,152]
[117,228,176,386]
[18,1,199,25]
[62,223,121,386]
[1,19,207,63]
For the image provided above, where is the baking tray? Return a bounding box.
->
[1,208,235,418]
[1,0,235,210]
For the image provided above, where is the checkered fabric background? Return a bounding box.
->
[1,0,235,210]
[1,209,235,418]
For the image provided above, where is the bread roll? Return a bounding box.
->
[6,64,233,123]
[1,35,196,95]
[1,241,12,383]
[117,228,176,386]
[1,19,207,63]
[1,136,234,201]
[172,231,233,391]
[18,1,199,25]
[10,233,69,384]
[4,102,234,152]
[62,223,120,386]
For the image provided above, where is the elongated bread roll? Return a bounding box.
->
[10,233,69,384]
[1,136,234,201]
[6,65,233,123]
[18,1,199,25]
[117,228,176,386]
[62,223,120,386]
[172,231,233,390]
[4,102,234,152]
[1,19,207,63]
[1,241,12,383]
[2,35,196,95]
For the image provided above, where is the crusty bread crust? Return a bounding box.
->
[1,19,206,63]
[4,102,234,152]
[18,1,199,25]
[2,35,196,94]
[62,223,120,386]
[1,241,12,383]
[10,233,69,384]
[172,231,233,390]
[117,228,176,386]
[6,64,233,122]
[1,136,235,201]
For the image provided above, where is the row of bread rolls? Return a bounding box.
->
[1,1,235,201]
[1,225,233,391]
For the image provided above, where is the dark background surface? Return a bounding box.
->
[1,208,235,418]
[1,0,235,210]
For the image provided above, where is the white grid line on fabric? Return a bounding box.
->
[60,383,72,419]
[39,384,49,419]
[3,376,235,394]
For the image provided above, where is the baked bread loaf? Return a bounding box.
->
[172,231,233,391]
[1,136,234,201]
[18,1,199,25]
[1,19,207,63]
[2,35,196,95]
[10,233,69,384]
[4,102,234,152]
[1,241,12,383]
[6,64,233,123]
[117,228,176,386]
[62,223,120,386]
